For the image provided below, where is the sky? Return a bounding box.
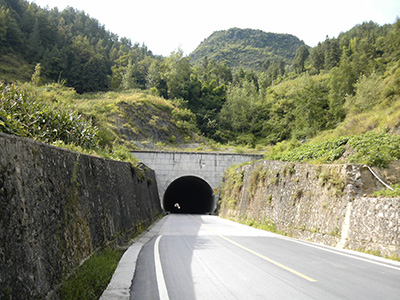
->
[29,0,400,57]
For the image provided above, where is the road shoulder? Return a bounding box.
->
[100,216,168,300]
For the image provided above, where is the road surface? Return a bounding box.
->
[130,214,400,299]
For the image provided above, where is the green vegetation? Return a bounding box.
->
[219,165,245,209]
[372,184,400,197]
[0,0,155,93]
[268,131,400,168]
[1,0,400,169]
[1,2,400,294]
[355,248,400,262]
[238,218,278,233]
[60,247,124,300]
[0,82,98,148]
[190,28,305,71]
[225,216,289,236]
[0,80,202,162]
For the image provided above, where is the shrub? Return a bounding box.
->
[0,82,99,149]
[269,131,400,167]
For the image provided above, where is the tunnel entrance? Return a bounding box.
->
[163,176,215,214]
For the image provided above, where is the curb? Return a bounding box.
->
[100,216,167,300]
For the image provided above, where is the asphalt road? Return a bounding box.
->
[130,214,400,300]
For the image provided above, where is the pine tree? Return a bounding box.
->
[293,45,309,74]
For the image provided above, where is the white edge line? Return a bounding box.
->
[100,216,168,300]
[282,237,400,272]
[154,235,170,300]
[204,215,400,271]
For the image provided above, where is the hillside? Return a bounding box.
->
[0,0,156,93]
[38,85,202,149]
[190,28,306,71]
[0,81,204,164]
[1,0,400,171]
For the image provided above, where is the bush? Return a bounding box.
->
[271,136,349,163]
[347,132,400,167]
[269,131,400,167]
[0,82,99,149]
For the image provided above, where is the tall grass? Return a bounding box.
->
[0,82,99,149]
[60,247,124,300]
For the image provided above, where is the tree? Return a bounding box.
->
[293,75,330,138]
[121,58,136,90]
[146,60,168,98]
[0,7,22,49]
[65,35,109,93]
[324,38,341,70]
[219,80,263,142]
[265,59,285,83]
[309,43,325,73]
[164,49,192,100]
[26,18,44,61]
[0,7,8,46]
[293,45,309,74]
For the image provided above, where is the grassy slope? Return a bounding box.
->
[267,62,400,167]
[38,84,201,149]
[0,53,33,83]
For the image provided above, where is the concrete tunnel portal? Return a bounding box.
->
[163,176,215,214]
[130,151,264,214]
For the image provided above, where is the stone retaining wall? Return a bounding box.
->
[347,197,399,257]
[219,160,399,258]
[0,133,162,299]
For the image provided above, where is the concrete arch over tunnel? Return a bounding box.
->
[163,176,215,214]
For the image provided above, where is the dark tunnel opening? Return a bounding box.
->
[163,176,215,214]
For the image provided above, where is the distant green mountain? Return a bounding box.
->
[190,28,306,71]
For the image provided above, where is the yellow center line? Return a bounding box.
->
[189,214,318,283]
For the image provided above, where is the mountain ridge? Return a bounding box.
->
[190,27,306,70]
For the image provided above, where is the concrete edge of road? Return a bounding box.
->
[274,232,400,269]
[100,216,168,300]
[220,217,400,268]
[219,216,400,269]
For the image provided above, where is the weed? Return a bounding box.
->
[319,171,330,186]
[60,247,124,300]
[354,248,400,262]
[283,163,296,176]
[270,172,280,185]
[249,165,263,193]
[372,184,400,197]
[293,189,303,200]
[243,218,278,233]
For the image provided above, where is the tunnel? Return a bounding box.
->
[163,176,215,214]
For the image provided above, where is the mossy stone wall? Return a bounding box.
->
[219,160,399,258]
[0,133,162,299]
